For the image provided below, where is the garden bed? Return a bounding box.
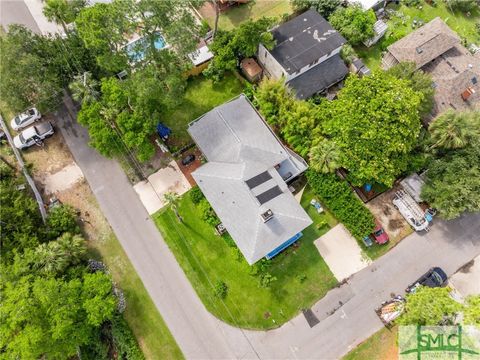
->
[152,186,338,329]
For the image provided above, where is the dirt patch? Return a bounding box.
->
[55,180,111,243]
[22,129,74,176]
[366,186,413,244]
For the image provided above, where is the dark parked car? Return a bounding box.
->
[406,267,448,293]
[181,154,195,166]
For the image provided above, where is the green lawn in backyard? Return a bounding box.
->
[152,185,338,329]
[343,326,398,360]
[202,0,293,31]
[161,73,244,149]
[356,1,480,71]
[87,210,183,360]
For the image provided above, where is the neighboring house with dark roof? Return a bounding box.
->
[188,95,312,265]
[383,17,480,116]
[258,9,348,99]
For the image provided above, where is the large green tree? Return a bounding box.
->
[421,145,480,219]
[205,18,275,80]
[428,110,480,151]
[329,4,376,45]
[43,0,86,32]
[290,0,342,19]
[321,72,423,187]
[386,62,434,117]
[398,286,462,325]
[0,272,117,359]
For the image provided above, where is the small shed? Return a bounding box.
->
[240,58,263,83]
[351,58,371,77]
[364,20,388,47]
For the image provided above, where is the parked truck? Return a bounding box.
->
[392,189,432,232]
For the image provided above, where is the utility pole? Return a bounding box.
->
[0,115,47,223]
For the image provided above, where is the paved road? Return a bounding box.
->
[0,0,40,33]
[58,98,480,360]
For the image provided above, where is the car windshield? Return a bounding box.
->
[374,229,383,236]
[18,133,26,144]
[432,272,444,285]
[14,116,21,125]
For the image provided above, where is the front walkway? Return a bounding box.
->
[314,224,371,281]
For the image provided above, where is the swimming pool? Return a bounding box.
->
[125,32,166,62]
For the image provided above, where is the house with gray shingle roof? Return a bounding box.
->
[188,95,312,265]
[257,9,348,100]
[383,17,480,117]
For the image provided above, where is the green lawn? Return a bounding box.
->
[152,186,338,329]
[202,0,293,31]
[356,1,480,71]
[161,73,245,149]
[343,326,398,360]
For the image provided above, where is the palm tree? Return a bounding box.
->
[164,192,183,223]
[43,0,85,33]
[33,233,87,274]
[429,110,479,150]
[309,140,342,174]
[69,72,100,105]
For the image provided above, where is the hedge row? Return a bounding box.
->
[306,170,375,240]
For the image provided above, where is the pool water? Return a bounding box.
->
[126,33,166,62]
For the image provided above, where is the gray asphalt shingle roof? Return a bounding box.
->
[188,95,312,264]
[269,9,346,74]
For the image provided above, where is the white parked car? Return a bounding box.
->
[10,108,42,131]
[13,122,54,149]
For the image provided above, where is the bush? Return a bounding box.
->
[306,170,375,240]
[189,186,205,204]
[404,0,421,6]
[329,5,376,45]
[46,204,80,239]
[111,315,145,360]
[259,273,277,288]
[445,0,478,12]
[198,199,220,226]
[214,280,228,299]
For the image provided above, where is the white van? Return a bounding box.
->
[392,189,430,232]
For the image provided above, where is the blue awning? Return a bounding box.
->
[265,232,303,260]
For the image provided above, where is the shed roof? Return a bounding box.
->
[188,95,312,264]
[268,9,346,74]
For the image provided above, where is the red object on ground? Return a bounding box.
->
[373,220,389,244]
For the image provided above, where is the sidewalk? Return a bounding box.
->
[23,0,62,35]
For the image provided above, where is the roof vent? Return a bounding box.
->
[461,87,476,101]
[468,64,473,69]
[416,47,423,54]
[261,209,274,223]
[472,77,478,84]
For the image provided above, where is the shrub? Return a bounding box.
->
[296,274,307,283]
[329,5,376,45]
[214,280,228,299]
[189,186,205,204]
[46,204,80,239]
[306,170,375,240]
[198,199,220,226]
[445,0,478,12]
[111,315,145,360]
[259,273,277,288]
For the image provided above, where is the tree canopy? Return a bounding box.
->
[329,4,376,45]
[321,72,423,187]
[386,62,434,117]
[398,286,463,325]
[421,110,480,219]
[43,0,86,32]
[205,18,275,81]
[290,0,342,19]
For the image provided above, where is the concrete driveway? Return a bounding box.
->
[449,256,480,297]
[315,224,371,281]
[133,160,191,215]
